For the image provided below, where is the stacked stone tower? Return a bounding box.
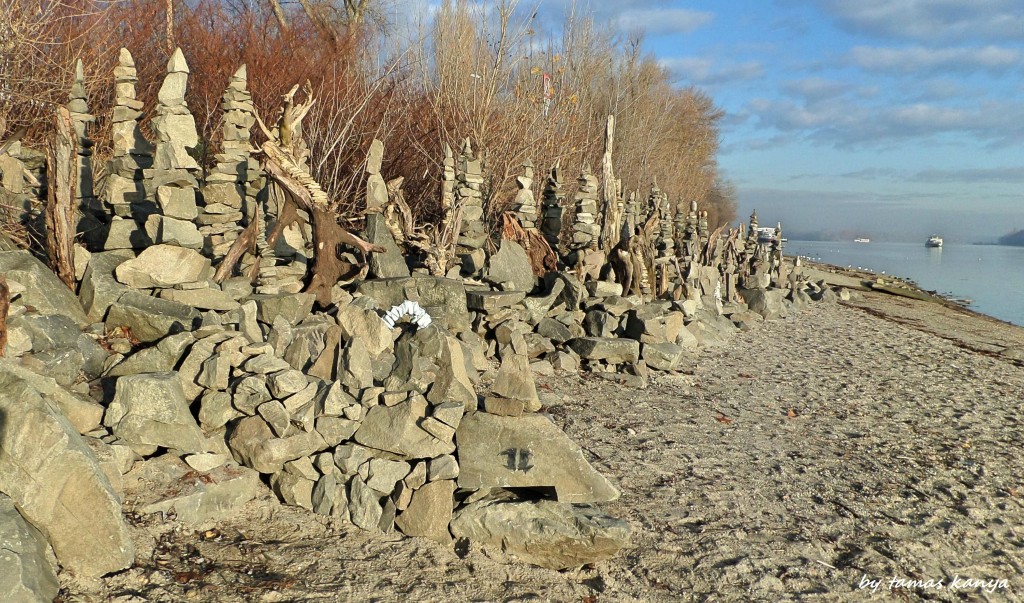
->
[570,164,599,251]
[511,158,537,231]
[539,162,564,252]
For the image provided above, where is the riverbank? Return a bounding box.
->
[64,279,1024,602]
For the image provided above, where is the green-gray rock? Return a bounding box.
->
[456,412,619,503]
[0,368,135,577]
[0,494,59,603]
[450,499,630,570]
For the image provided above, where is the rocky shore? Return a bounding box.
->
[43,271,1022,602]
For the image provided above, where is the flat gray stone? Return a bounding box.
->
[106,290,201,343]
[394,479,455,544]
[356,276,470,334]
[450,499,630,570]
[486,240,535,292]
[104,372,207,455]
[114,244,211,288]
[566,337,640,364]
[354,400,456,460]
[126,455,261,522]
[365,213,410,279]
[456,412,619,503]
[79,249,135,322]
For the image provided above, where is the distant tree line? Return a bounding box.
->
[1,0,737,228]
[998,229,1024,247]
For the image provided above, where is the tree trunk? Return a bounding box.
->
[165,0,175,54]
[45,107,77,291]
[268,0,290,32]
[0,276,9,358]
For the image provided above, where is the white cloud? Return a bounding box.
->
[660,56,764,86]
[848,45,1023,74]
[615,8,714,36]
[815,0,1024,42]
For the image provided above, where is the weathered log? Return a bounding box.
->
[306,206,371,305]
[213,205,261,284]
[44,106,77,290]
[0,276,8,357]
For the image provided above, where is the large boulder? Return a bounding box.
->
[106,289,201,343]
[79,249,135,321]
[394,479,455,544]
[0,358,103,434]
[485,240,535,293]
[456,412,619,503]
[566,337,640,365]
[0,250,88,325]
[741,288,790,320]
[0,494,59,603]
[450,499,630,570]
[0,368,135,577]
[104,372,208,455]
[114,244,211,288]
[356,276,470,333]
[365,213,410,279]
[124,454,261,523]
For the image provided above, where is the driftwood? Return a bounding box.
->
[599,115,621,252]
[0,276,8,357]
[501,213,557,277]
[44,107,77,290]
[249,82,382,300]
[213,205,261,284]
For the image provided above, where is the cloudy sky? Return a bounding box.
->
[553,0,1024,242]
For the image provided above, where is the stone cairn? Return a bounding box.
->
[539,161,564,251]
[364,139,388,212]
[569,164,600,252]
[137,49,204,254]
[201,64,258,263]
[67,60,99,220]
[455,140,487,258]
[103,49,152,225]
[511,158,538,231]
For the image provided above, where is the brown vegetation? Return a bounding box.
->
[1,0,736,241]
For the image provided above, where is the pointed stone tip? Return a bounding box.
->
[232,64,247,81]
[167,48,189,74]
[119,48,134,65]
[74,59,84,81]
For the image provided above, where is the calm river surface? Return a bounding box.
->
[786,240,1024,326]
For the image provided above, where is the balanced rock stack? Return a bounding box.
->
[511,158,538,230]
[364,139,388,211]
[103,49,153,223]
[570,164,600,250]
[654,184,673,259]
[201,64,258,262]
[66,59,99,218]
[132,48,204,254]
[456,139,487,255]
[540,162,565,251]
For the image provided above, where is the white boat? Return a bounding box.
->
[926,235,943,248]
[854,238,870,243]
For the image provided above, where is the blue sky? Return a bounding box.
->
[549,0,1024,242]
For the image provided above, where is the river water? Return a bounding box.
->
[785,240,1024,326]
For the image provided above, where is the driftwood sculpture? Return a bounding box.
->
[610,211,658,297]
[0,276,8,357]
[383,176,462,276]
[217,82,383,304]
[44,107,77,290]
[500,213,557,276]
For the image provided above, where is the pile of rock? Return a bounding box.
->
[511,158,538,231]
[456,140,487,257]
[201,64,259,262]
[102,49,152,224]
[540,162,565,251]
[570,165,600,251]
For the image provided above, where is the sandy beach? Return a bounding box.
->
[65,285,1024,603]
